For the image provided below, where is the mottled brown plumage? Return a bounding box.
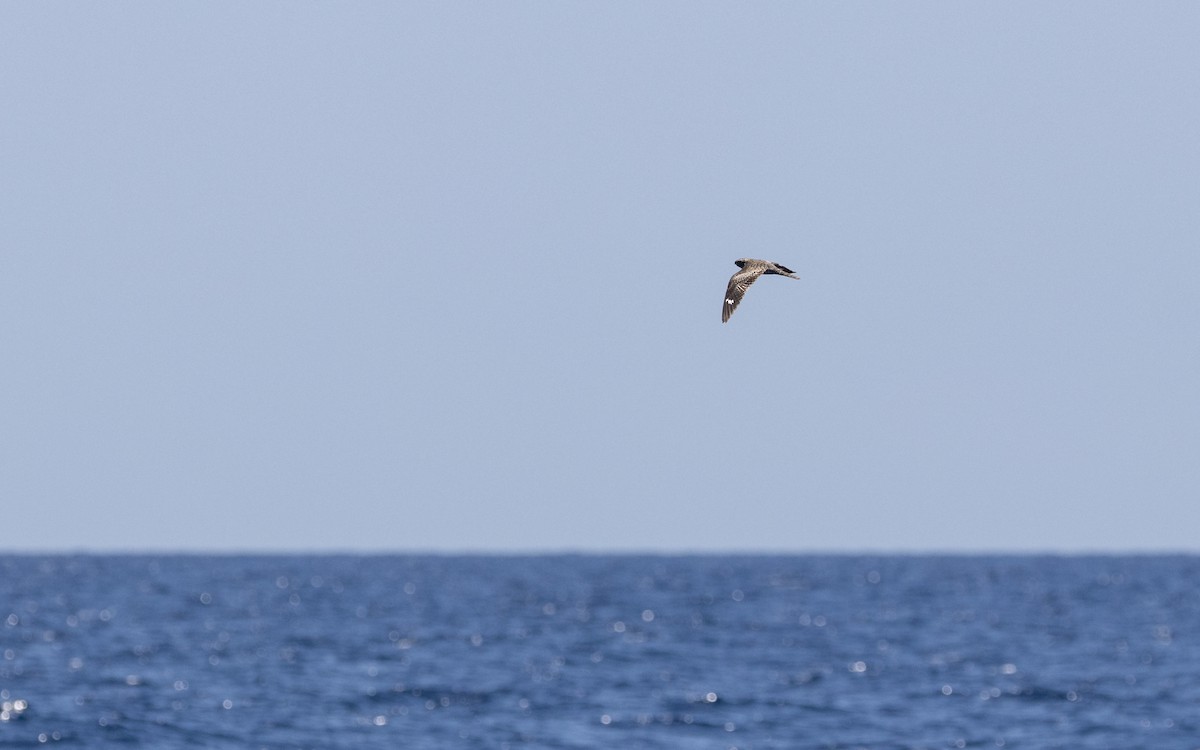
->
[722,258,800,323]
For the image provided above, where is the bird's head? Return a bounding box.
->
[734,258,748,268]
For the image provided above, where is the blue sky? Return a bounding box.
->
[3,3,1197,552]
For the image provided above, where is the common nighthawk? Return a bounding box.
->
[722,258,800,323]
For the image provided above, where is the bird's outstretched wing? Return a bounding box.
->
[722,267,764,323]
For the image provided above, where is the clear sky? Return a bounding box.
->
[3,3,1197,553]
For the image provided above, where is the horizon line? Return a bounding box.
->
[1,547,1197,557]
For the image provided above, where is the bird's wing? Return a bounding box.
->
[722,267,763,323]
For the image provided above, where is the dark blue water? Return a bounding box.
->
[1,555,1197,749]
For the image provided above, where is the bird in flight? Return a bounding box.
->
[722,258,800,323]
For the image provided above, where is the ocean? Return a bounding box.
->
[1,555,1197,749]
